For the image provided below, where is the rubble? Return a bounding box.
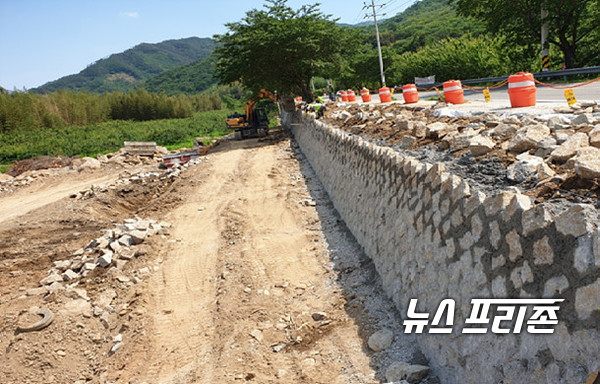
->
[322,100,600,211]
[37,217,170,290]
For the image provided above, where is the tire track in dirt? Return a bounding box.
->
[132,135,423,384]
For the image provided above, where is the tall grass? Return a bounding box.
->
[0,109,232,163]
[0,89,222,133]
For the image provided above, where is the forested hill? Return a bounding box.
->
[144,56,217,95]
[365,0,486,52]
[32,37,216,94]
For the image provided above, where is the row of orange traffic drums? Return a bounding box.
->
[338,72,537,108]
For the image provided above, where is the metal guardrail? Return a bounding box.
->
[421,66,600,88]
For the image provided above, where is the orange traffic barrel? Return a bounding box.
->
[341,91,348,102]
[347,90,357,102]
[443,80,464,104]
[402,84,419,104]
[379,86,392,103]
[360,88,371,102]
[508,72,536,108]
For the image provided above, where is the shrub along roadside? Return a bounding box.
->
[389,35,537,85]
[0,109,232,164]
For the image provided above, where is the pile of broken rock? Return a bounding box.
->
[33,217,170,295]
[328,101,600,182]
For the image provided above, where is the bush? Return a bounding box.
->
[388,35,536,84]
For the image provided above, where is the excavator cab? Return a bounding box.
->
[226,89,277,140]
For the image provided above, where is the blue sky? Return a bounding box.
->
[0,0,413,90]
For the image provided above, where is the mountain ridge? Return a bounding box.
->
[32,37,216,94]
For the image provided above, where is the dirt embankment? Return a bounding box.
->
[0,130,436,384]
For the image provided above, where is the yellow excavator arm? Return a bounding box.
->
[245,89,277,122]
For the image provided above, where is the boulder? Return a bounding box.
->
[570,113,594,125]
[367,329,394,352]
[395,118,412,131]
[451,127,481,150]
[0,173,13,183]
[426,122,457,139]
[77,157,101,172]
[40,273,63,286]
[468,135,496,156]
[507,154,555,182]
[551,132,589,162]
[97,251,113,268]
[402,135,418,147]
[488,123,517,141]
[573,147,600,179]
[62,269,79,281]
[590,125,600,148]
[118,235,134,247]
[412,122,427,138]
[129,230,147,245]
[385,362,430,384]
[508,125,550,153]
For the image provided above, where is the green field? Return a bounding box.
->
[0,109,233,166]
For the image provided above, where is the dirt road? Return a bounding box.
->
[122,136,412,383]
[0,172,117,225]
[0,131,429,384]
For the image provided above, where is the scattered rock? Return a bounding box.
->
[468,135,496,156]
[589,125,600,148]
[508,125,550,153]
[249,329,264,343]
[311,312,328,321]
[570,113,594,125]
[129,230,147,245]
[385,362,430,384]
[368,328,394,352]
[62,269,79,281]
[551,132,589,162]
[97,251,113,268]
[77,157,101,172]
[426,122,456,139]
[573,147,600,179]
[507,154,554,183]
[402,135,418,147]
[40,273,63,286]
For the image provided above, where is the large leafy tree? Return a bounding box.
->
[454,0,600,69]
[214,0,360,100]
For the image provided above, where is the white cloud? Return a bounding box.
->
[119,12,139,19]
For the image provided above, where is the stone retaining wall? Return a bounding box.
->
[283,110,600,384]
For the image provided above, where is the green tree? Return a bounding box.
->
[454,0,600,68]
[214,0,360,100]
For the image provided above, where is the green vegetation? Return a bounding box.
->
[0,109,232,164]
[32,37,216,94]
[144,56,219,95]
[455,0,600,69]
[214,0,361,99]
[389,35,536,85]
[371,0,487,52]
[0,89,222,132]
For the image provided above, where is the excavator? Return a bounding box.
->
[226,89,278,140]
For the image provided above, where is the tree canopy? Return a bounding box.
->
[454,0,600,68]
[213,0,360,100]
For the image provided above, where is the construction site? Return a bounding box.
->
[0,87,599,383]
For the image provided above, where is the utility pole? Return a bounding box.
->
[365,1,386,86]
[541,7,550,71]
